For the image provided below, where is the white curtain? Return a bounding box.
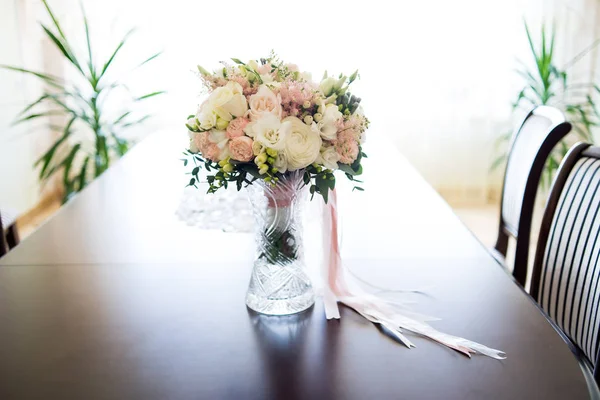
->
[2,0,600,212]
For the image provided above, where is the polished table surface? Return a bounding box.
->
[0,131,596,399]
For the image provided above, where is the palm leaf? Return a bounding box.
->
[80,1,95,81]
[136,51,162,68]
[41,24,84,75]
[77,156,90,191]
[135,91,166,101]
[98,28,136,80]
[41,0,67,40]
[0,65,64,88]
[13,110,64,125]
[35,116,76,179]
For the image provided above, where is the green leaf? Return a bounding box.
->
[135,91,166,101]
[99,28,136,80]
[77,156,90,191]
[120,114,151,128]
[62,143,82,189]
[80,1,95,80]
[14,110,64,125]
[35,116,76,179]
[0,65,64,89]
[114,111,131,125]
[136,51,162,69]
[338,163,358,175]
[41,0,67,40]
[41,24,84,75]
[352,186,364,192]
[490,154,507,172]
[231,58,245,65]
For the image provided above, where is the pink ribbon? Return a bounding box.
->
[322,188,506,359]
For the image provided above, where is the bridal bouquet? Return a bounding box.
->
[184,53,369,203]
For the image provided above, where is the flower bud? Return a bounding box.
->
[259,165,269,175]
[216,117,229,130]
[303,100,311,109]
[304,115,314,125]
[266,148,278,157]
[223,164,234,173]
[313,113,323,122]
[247,60,259,71]
[333,76,346,91]
[267,157,275,164]
[257,153,268,164]
[271,167,279,174]
[197,65,210,76]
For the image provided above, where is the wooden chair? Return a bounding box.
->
[0,210,20,258]
[530,142,600,383]
[495,106,572,286]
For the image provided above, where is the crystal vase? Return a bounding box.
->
[245,171,315,315]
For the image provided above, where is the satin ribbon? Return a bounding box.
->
[322,189,506,360]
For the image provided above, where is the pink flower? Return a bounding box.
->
[194,132,222,162]
[227,117,250,139]
[229,136,254,162]
[335,131,359,164]
[257,64,271,75]
[194,132,210,151]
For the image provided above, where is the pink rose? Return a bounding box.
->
[194,132,210,152]
[257,64,271,75]
[229,136,254,162]
[194,131,222,162]
[335,132,359,164]
[203,144,222,162]
[227,117,250,139]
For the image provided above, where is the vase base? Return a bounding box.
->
[245,290,315,316]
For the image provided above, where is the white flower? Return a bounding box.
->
[316,104,343,140]
[208,129,230,161]
[273,152,288,173]
[247,60,260,72]
[281,116,322,171]
[319,77,337,97]
[316,145,340,170]
[260,74,274,84]
[248,114,287,150]
[188,131,199,153]
[208,81,248,121]
[248,85,282,121]
[196,101,217,130]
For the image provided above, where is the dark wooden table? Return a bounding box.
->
[0,132,597,399]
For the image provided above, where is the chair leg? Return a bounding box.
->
[6,224,19,249]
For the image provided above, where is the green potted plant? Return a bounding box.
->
[2,0,164,202]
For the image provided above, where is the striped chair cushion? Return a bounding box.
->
[537,156,600,366]
[502,115,553,234]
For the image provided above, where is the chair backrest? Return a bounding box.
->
[495,106,572,286]
[0,211,6,257]
[531,142,600,373]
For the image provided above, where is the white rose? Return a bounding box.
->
[248,114,287,151]
[248,85,282,121]
[273,152,288,174]
[196,101,217,130]
[316,104,343,140]
[208,81,248,121]
[281,116,322,171]
[316,145,340,171]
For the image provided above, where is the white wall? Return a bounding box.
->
[2,0,600,213]
[0,0,44,212]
